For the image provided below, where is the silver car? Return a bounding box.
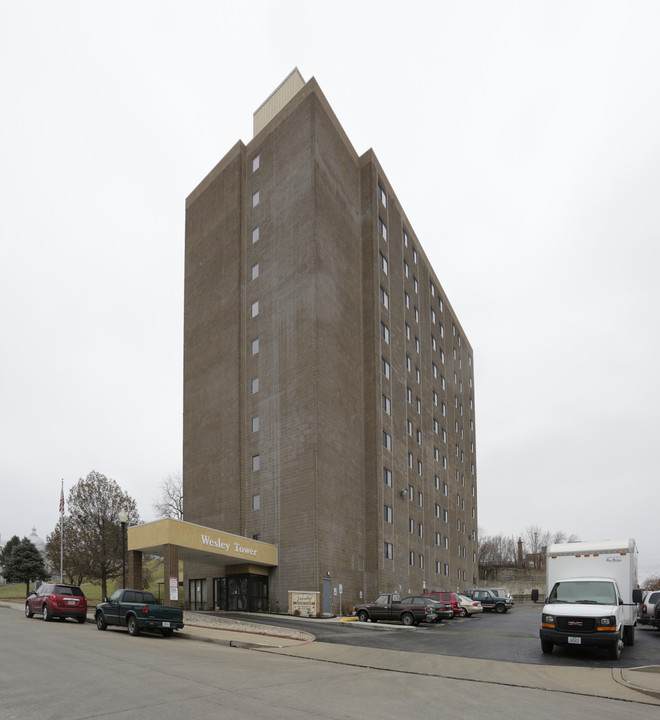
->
[638,590,660,625]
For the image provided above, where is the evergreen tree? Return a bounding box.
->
[4,538,47,596]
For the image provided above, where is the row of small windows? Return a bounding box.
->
[382,544,470,578]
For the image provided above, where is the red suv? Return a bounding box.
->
[422,591,461,616]
[25,583,87,623]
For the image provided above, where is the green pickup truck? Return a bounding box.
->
[95,589,184,637]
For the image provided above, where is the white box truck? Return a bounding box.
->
[539,538,642,660]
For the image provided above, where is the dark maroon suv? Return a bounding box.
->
[421,591,462,616]
[25,583,87,623]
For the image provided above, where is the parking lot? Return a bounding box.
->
[219,603,660,668]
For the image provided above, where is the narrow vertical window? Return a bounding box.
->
[251,300,259,318]
[252,226,260,244]
[252,154,260,172]
[251,263,259,280]
[252,190,260,207]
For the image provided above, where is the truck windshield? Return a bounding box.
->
[548,581,617,605]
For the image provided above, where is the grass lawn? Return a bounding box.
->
[0,558,182,607]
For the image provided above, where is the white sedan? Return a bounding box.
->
[457,595,483,617]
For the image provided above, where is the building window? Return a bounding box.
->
[408,484,414,501]
[404,291,410,309]
[251,300,259,318]
[417,460,423,476]
[405,323,411,341]
[251,377,259,394]
[430,281,436,297]
[418,522,423,538]
[416,429,422,445]
[252,226,260,244]
[435,531,441,546]
[384,505,393,523]
[416,398,421,414]
[408,452,413,469]
[403,229,409,247]
[444,536,449,549]
[435,503,441,518]
[378,184,387,207]
[384,542,393,560]
[412,248,418,264]
[413,276,418,294]
[442,456,447,469]
[379,217,387,241]
[444,564,449,577]
[252,155,260,172]
[382,394,391,415]
[379,251,388,275]
[443,509,448,523]
[383,467,392,486]
[251,338,259,355]
[419,554,424,569]
[409,551,415,567]
[381,322,390,345]
[252,190,260,207]
[380,286,389,310]
[383,431,392,451]
[382,357,390,379]
[436,560,441,574]
[418,491,423,506]
[252,494,261,510]
[403,260,409,278]
[252,416,259,432]
[251,263,259,280]
[252,455,260,471]
[408,518,414,534]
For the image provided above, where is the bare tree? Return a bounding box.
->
[153,472,183,520]
[48,471,140,598]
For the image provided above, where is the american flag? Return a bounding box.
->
[59,482,64,514]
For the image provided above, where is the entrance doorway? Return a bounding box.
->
[214,574,269,612]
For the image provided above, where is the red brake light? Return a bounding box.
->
[142,605,149,614]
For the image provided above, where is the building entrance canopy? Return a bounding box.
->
[126,518,278,567]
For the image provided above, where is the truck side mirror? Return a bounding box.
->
[632,589,642,604]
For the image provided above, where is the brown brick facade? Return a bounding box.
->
[183,77,478,612]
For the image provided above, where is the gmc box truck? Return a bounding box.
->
[539,538,642,660]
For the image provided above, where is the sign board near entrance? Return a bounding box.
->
[288,591,320,617]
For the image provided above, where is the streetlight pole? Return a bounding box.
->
[118,509,128,588]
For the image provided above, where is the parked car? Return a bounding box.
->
[95,589,184,636]
[457,594,483,617]
[467,588,512,613]
[401,596,453,622]
[354,593,433,625]
[638,590,660,625]
[490,588,515,606]
[421,591,462,616]
[651,596,660,630]
[25,583,87,623]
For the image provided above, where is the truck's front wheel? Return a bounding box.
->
[495,603,506,613]
[608,637,623,660]
[357,610,369,622]
[96,613,107,630]
[624,625,635,646]
[127,615,141,636]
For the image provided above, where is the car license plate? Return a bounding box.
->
[162,621,170,628]
[67,600,76,605]
[568,636,581,645]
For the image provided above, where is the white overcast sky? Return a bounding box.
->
[1,1,658,582]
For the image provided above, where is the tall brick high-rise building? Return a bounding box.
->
[182,70,478,613]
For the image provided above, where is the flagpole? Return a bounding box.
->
[60,480,64,582]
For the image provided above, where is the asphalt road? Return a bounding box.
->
[219,603,660,668]
[2,605,658,720]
